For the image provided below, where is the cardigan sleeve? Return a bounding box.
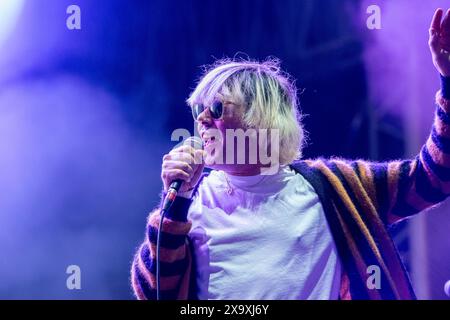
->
[130,195,193,300]
[383,78,450,224]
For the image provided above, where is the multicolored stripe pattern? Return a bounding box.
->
[131,194,193,300]
[131,83,450,300]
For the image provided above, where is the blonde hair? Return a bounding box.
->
[186,58,306,165]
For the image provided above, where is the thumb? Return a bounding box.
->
[187,162,205,190]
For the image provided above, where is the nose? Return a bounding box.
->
[196,106,213,125]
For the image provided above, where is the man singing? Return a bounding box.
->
[131,9,450,299]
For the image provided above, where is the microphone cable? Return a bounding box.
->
[156,208,167,300]
[156,136,202,300]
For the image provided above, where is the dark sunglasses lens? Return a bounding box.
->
[210,101,223,119]
[192,104,204,120]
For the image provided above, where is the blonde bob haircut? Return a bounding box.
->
[187,58,306,165]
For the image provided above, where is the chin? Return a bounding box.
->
[204,159,228,171]
[204,157,221,169]
[203,147,224,168]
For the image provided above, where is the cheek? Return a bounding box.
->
[212,122,226,140]
[215,114,246,132]
[228,115,246,129]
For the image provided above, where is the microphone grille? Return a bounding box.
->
[183,136,203,150]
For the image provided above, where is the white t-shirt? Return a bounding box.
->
[187,166,342,300]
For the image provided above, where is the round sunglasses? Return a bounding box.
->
[192,101,223,121]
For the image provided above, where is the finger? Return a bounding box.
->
[169,146,197,163]
[165,148,195,161]
[190,161,205,186]
[162,160,194,175]
[161,169,191,183]
[171,145,196,156]
[167,152,196,164]
[430,8,443,33]
[442,9,450,31]
[430,10,444,52]
[193,149,206,165]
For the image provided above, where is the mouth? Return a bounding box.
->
[201,131,220,152]
[203,136,216,148]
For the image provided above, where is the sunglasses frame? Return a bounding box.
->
[192,101,224,121]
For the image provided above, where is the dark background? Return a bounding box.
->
[0,0,448,299]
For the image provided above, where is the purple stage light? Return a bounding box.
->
[0,0,24,48]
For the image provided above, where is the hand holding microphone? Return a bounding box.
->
[161,137,205,210]
[157,136,204,299]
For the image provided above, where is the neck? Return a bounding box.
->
[223,163,278,176]
[223,165,262,176]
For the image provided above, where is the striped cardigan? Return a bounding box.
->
[131,79,450,300]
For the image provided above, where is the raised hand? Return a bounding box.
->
[429,8,450,77]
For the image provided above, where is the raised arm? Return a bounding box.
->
[382,8,450,223]
[312,9,450,226]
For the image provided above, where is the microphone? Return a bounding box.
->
[161,136,203,211]
[157,136,203,300]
